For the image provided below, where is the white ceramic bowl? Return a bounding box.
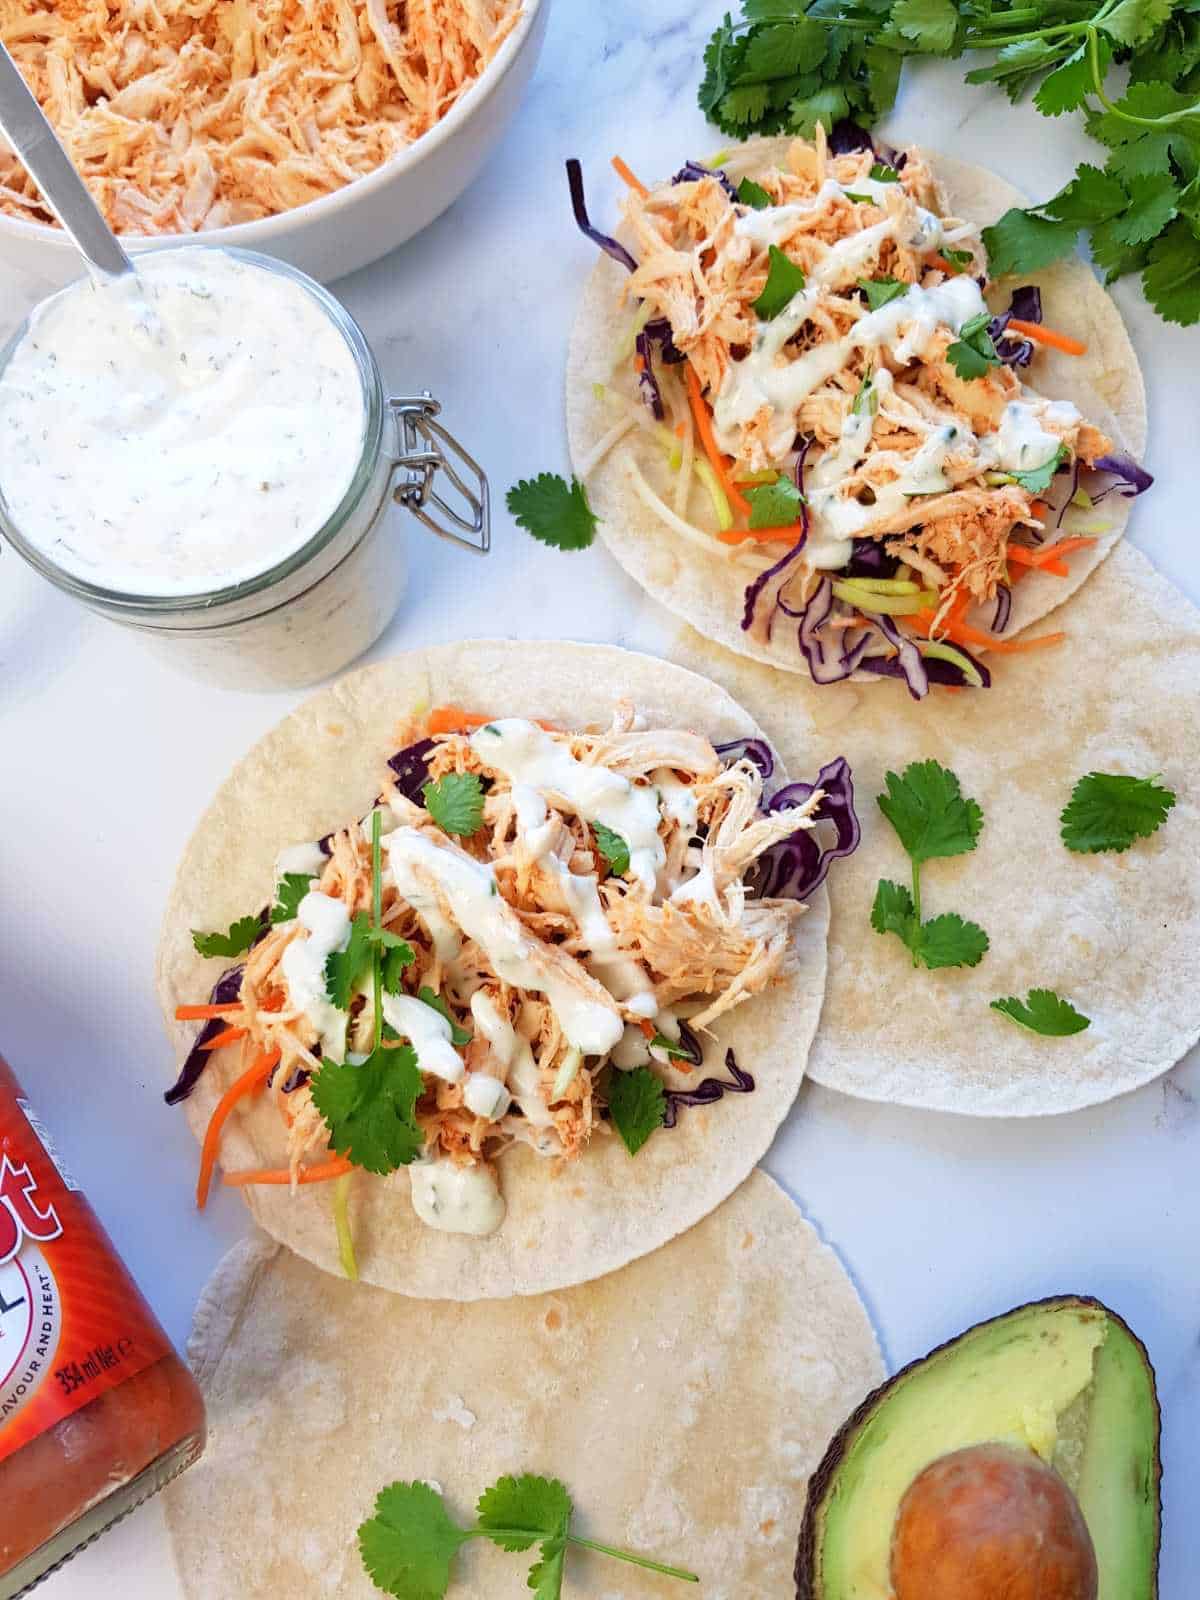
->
[0,0,547,292]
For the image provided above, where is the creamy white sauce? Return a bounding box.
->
[470,720,665,892]
[380,993,464,1084]
[714,276,987,461]
[463,1074,512,1121]
[274,841,328,885]
[0,249,365,597]
[384,828,623,1055]
[469,990,555,1128]
[655,772,700,832]
[511,782,616,958]
[983,398,1079,474]
[279,891,351,1059]
[409,1158,506,1236]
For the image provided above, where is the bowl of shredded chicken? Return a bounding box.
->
[0,0,545,286]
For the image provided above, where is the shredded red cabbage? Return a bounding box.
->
[988,284,1042,368]
[859,641,991,690]
[1092,453,1154,498]
[672,159,738,200]
[643,317,685,364]
[565,158,638,274]
[164,964,246,1105]
[845,537,900,579]
[714,736,775,781]
[991,583,1013,634]
[875,613,929,700]
[672,1019,705,1067]
[798,577,874,683]
[752,756,861,901]
[388,737,438,803]
[635,326,665,419]
[829,121,874,154]
[662,1049,755,1128]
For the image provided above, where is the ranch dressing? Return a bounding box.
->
[409,1157,506,1236]
[0,248,365,597]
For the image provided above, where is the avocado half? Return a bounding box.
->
[795,1295,1161,1600]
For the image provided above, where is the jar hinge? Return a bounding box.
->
[388,394,489,554]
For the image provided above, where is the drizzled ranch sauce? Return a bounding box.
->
[0,250,364,595]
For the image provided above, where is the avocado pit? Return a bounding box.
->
[890,1443,1098,1600]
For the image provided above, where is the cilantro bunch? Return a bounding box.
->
[699,0,1200,323]
[358,1474,697,1599]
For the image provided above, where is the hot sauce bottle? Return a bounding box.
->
[0,1051,205,1596]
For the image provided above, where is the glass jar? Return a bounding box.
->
[0,250,489,691]
[0,1049,205,1597]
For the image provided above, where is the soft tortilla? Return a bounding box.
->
[671,541,1200,1114]
[165,1169,883,1599]
[567,139,1147,676]
[157,642,831,1297]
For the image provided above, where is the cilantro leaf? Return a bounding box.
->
[983,209,1079,278]
[608,1066,666,1156]
[476,1475,572,1554]
[311,1041,424,1175]
[859,275,906,310]
[271,872,314,924]
[720,82,772,126]
[738,176,772,209]
[1098,0,1174,49]
[528,1539,569,1600]
[842,190,874,203]
[869,162,900,182]
[991,989,1091,1036]
[1060,771,1177,853]
[1043,164,1128,227]
[593,822,631,877]
[746,474,804,528]
[1033,42,1108,117]
[1089,81,1200,148]
[324,913,373,1010]
[1143,218,1200,325]
[650,1032,693,1060]
[418,986,472,1045]
[358,1482,470,1600]
[852,369,878,417]
[191,914,261,960]
[871,879,917,948]
[507,474,597,551]
[423,772,485,837]
[739,20,828,80]
[382,942,418,995]
[877,761,983,865]
[787,83,850,138]
[940,248,973,270]
[946,311,1000,381]
[1010,443,1069,495]
[914,913,989,970]
[891,0,958,53]
[752,243,807,318]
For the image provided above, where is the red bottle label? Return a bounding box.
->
[0,1098,171,1465]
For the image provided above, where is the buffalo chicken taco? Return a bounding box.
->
[157,643,858,1297]
[566,132,1149,697]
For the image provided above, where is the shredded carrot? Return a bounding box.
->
[1005,546,1070,577]
[685,364,751,518]
[427,706,557,736]
[1030,535,1098,564]
[634,353,646,373]
[611,155,649,198]
[196,1048,280,1210]
[909,611,1066,655]
[175,1002,243,1021]
[199,1025,248,1052]
[637,1018,656,1040]
[223,1156,354,1188]
[674,422,685,439]
[930,253,962,276]
[1030,499,1050,520]
[1006,319,1086,357]
[718,523,799,545]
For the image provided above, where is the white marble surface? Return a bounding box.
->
[0,1,1195,1594]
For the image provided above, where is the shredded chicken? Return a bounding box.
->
[195,702,821,1194]
[0,0,521,234]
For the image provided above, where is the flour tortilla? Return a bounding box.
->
[671,542,1200,1114]
[157,642,831,1297]
[567,140,1147,678]
[165,1169,883,1600]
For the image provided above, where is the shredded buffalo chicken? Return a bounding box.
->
[0,0,522,234]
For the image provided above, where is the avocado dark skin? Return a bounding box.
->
[795,1295,1162,1600]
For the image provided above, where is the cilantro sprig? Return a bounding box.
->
[746,474,804,528]
[699,0,1200,325]
[871,760,989,970]
[423,772,485,838]
[752,244,807,318]
[608,1065,667,1155]
[946,312,1001,382]
[1060,771,1177,852]
[991,988,1091,1034]
[271,871,315,924]
[593,822,631,877]
[358,1474,698,1600]
[191,914,262,960]
[507,474,597,550]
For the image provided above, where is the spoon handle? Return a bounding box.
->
[0,44,133,281]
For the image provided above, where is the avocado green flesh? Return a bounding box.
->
[816,1301,1114,1599]
[1077,1316,1161,1600]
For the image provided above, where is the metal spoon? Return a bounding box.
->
[0,43,133,282]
